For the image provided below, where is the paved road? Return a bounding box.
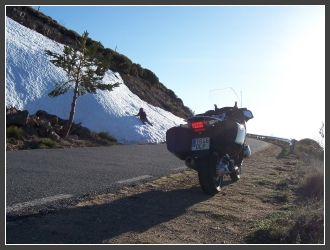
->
[6,138,268,217]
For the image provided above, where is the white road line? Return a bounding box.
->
[6,194,73,213]
[117,175,152,184]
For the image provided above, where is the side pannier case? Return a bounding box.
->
[166,126,192,160]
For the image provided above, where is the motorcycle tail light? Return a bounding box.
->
[191,119,218,131]
[191,121,204,129]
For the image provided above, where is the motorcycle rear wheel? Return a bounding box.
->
[197,156,223,195]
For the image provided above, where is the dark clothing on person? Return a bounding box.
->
[135,108,153,126]
[137,110,147,120]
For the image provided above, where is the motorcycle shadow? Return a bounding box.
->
[6,186,211,244]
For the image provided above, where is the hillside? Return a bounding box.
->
[6,6,193,119]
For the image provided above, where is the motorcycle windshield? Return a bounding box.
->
[209,87,241,110]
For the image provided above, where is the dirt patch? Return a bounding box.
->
[6,143,300,244]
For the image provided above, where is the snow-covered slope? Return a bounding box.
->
[6,16,185,144]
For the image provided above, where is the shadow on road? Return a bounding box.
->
[6,185,211,244]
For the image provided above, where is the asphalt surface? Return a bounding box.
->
[6,138,269,218]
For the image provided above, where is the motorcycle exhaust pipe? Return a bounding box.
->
[216,155,230,176]
[216,167,227,176]
[185,156,198,171]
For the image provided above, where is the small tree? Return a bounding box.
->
[45,30,120,138]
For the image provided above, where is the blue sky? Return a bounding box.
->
[26,5,325,142]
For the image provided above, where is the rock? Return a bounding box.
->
[6,110,29,125]
[6,107,93,141]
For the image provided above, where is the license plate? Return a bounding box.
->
[191,137,210,151]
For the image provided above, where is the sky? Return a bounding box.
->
[6,5,325,143]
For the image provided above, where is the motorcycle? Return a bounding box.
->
[166,88,254,195]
